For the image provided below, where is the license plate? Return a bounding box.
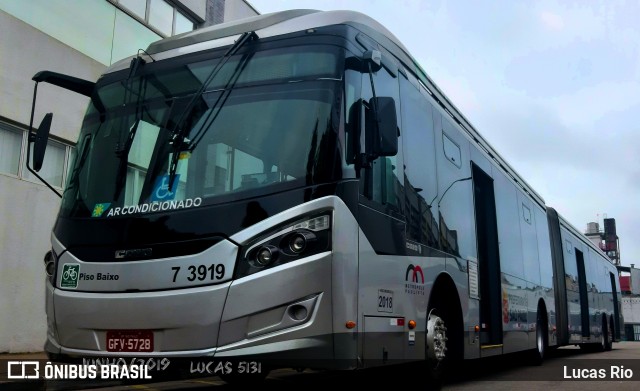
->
[106,330,153,352]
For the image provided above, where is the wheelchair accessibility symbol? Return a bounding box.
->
[151,175,180,202]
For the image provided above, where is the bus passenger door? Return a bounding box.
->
[575,249,590,338]
[471,163,503,347]
[609,272,621,340]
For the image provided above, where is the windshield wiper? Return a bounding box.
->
[186,47,256,154]
[65,133,93,196]
[166,31,258,192]
[112,55,148,201]
[113,119,141,200]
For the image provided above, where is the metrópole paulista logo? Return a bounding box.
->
[405,264,425,295]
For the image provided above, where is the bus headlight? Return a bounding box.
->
[288,231,316,254]
[44,250,58,283]
[235,213,332,278]
[256,245,279,266]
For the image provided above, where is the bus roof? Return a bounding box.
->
[145,9,411,56]
[109,9,545,207]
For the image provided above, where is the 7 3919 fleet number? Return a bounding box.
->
[171,264,225,283]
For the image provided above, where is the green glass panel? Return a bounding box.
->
[119,0,146,20]
[112,9,162,63]
[148,0,172,36]
[174,11,193,35]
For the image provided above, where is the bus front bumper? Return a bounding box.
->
[45,252,333,361]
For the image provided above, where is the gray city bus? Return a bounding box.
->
[29,9,622,382]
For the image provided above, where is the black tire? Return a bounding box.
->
[608,317,615,350]
[602,316,612,352]
[424,305,463,390]
[424,309,447,390]
[529,309,547,365]
[580,316,610,353]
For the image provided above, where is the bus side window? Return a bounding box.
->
[400,74,439,248]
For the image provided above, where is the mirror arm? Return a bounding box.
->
[368,62,379,127]
[366,58,383,161]
[32,71,94,97]
[27,82,38,141]
[25,141,62,198]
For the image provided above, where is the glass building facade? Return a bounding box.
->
[0,0,202,66]
[0,0,205,196]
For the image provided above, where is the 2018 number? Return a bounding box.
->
[171,264,225,283]
[377,289,393,313]
[378,295,392,309]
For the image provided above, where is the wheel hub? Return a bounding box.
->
[427,311,447,362]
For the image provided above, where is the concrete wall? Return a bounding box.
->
[175,0,207,22]
[224,0,259,21]
[622,296,640,324]
[631,267,640,295]
[0,176,60,352]
[0,10,104,142]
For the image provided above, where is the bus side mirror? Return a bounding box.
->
[367,97,398,157]
[31,113,53,172]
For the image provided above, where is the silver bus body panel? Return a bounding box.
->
[446,255,479,360]
[51,282,229,353]
[46,196,360,361]
[51,232,65,260]
[53,239,237,292]
[217,253,332,350]
[230,196,336,244]
[45,279,57,344]
[558,219,618,346]
[356,226,435,364]
[211,196,359,364]
[355,225,477,362]
[465,128,559,355]
[439,106,558,357]
[501,273,531,354]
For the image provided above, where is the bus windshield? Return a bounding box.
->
[60,45,344,219]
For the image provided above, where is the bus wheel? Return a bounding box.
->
[602,316,612,352]
[425,309,447,387]
[529,310,547,365]
[607,317,615,351]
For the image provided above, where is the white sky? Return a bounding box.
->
[248,0,640,267]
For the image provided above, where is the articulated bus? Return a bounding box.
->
[29,9,622,382]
